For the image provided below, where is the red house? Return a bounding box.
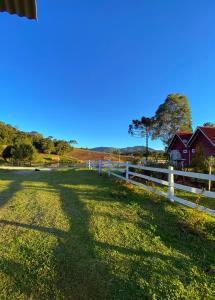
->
[187,127,215,163]
[167,132,193,166]
[167,127,215,166]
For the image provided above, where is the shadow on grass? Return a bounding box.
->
[0,170,132,298]
[0,180,22,208]
[0,169,214,299]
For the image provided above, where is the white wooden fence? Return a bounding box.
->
[87,160,215,217]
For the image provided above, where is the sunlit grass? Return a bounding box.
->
[0,169,214,299]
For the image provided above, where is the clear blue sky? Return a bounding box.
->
[1,1,215,150]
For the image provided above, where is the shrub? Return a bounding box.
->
[191,145,206,172]
[2,145,15,162]
[13,143,38,163]
[205,156,215,171]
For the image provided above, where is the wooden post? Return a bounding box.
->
[108,160,111,176]
[125,161,129,181]
[168,166,174,202]
[98,160,101,175]
[209,166,212,191]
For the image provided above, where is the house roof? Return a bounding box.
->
[188,126,215,147]
[167,132,192,152]
[0,0,37,19]
[176,132,193,141]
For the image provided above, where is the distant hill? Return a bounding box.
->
[90,146,160,154]
[90,147,116,153]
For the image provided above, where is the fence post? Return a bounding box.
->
[209,166,212,191]
[88,160,91,170]
[168,166,174,202]
[125,161,129,181]
[98,160,101,175]
[108,160,111,176]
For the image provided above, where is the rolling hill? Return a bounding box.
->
[90,146,157,154]
[67,148,132,162]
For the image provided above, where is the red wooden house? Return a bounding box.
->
[187,127,215,163]
[167,127,215,166]
[167,132,193,166]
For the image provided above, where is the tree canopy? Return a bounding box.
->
[152,94,192,145]
[0,121,77,159]
[203,122,215,127]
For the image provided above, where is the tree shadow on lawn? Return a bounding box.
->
[0,170,134,299]
[0,169,214,299]
[72,172,215,288]
[52,170,215,299]
[0,179,23,209]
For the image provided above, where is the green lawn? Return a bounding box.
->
[0,169,214,299]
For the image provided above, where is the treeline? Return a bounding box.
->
[0,121,77,163]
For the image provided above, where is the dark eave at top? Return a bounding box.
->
[0,0,37,20]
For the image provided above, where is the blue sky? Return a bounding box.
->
[1,1,215,150]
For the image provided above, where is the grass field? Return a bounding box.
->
[0,148,132,168]
[68,148,132,162]
[0,169,214,299]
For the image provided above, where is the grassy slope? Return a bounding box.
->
[68,148,131,162]
[0,148,131,167]
[0,169,214,299]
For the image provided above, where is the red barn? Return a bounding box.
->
[167,132,193,166]
[188,127,215,163]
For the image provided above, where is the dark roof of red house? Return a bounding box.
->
[188,126,215,147]
[167,132,192,152]
[176,132,193,141]
[0,0,37,19]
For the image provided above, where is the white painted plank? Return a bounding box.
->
[173,170,215,181]
[108,168,215,217]
[110,172,126,180]
[128,164,169,174]
[128,171,169,186]
[111,168,125,173]
[172,196,215,217]
[174,183,215,199]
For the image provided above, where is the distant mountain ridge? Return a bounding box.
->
[90,146,160,154]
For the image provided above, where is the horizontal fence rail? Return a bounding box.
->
[87,160,215,217]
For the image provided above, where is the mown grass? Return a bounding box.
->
[0,169,214,299]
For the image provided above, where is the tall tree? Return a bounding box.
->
[128,117,154,160]
[152,94,192,145]
[41,138,55,154]
[55,140,71,155]
[203,122,215,127]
